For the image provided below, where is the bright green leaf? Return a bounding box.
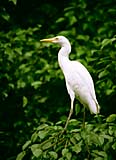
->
[22,140,31,150]
[49,151,58,159]
[9,0,17,5]
[31,81,42,89]
[38,130,48,140]
[37,124,48,131]
[31,145,42,158]
[66,152,72,160]
[23,96,28,107]
[72,144,81,154]
[92,150,107,158]
[74,133,81,141]
[101,38,111,49]
[98,70,109,79]
[62,148,69,156]
[56,17,65,23]
[98,136,104,145]
[1,13,10,21]
[31,132,38,143]
[42,141,52,150]
[106,114,116,122]
[16,151,26,160]
[112,142,116,150]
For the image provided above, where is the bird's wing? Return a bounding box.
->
[74,61,96,98]
[64,61,99,113]
[65,61,95,96]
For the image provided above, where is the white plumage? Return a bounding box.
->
[40,36,100,129]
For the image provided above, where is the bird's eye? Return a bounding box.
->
[55,37,59,40]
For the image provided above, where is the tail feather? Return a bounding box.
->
[88,98,100,114]
[96,101,100,114]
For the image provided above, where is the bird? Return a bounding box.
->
[40,36,100,130]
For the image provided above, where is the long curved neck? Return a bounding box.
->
[58,44,71,72]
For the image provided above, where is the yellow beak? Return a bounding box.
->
[40,37,56,42]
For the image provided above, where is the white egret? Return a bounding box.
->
[40,36,100,130]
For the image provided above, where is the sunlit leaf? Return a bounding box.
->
[31,132,38,143]
[37,124,48,131]
[1,13,10,21]
[49,151,58,159]
[31,144,42,158]
[66,152,72,160]
[106,114,116,122]
[112,142,116,150]
[31,81,42,89]
[92,150,107,158]
[98,136,104,145]
[23,96,28,107]
[42,141,52,150]
[22,140,31,150]
[62,148,69,156]
[16,151,26,160]
[56,17,65,23]
[38,130,48,140]
[98,70,109,79]
[9,0,17,5]
[72,144,81,154]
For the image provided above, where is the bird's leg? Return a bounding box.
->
[82,106,86,128]
[64,99,74,130]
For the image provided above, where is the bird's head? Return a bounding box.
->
[40,36,70,46]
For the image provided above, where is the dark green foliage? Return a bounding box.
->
[17,115,116,160]
[0,0,116,159]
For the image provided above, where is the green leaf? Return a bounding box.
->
[1,13,10,21]
[14,47,22,55]
[72,144,81,154]
[62,148,69,156]
[98,136,104,145]
[42,141,52,150]
[16,151,26,160]
[31,144,42,158]
[23,96,28,107]
[101,38,112,49]
[94,157,104,160]
[77,34,89,41]
[69,119,80,126]
[56,17,65,23]
[49,151,58,159]
[9,0,17,5]
[31,81,42,89]
[98,70,109,79]
[37,124,48,131]
[31,132,38,143]
[108,126,114,135]
[70,16,77,26]
[58,158,64,160]
[88,133,100,146]
[17,79,26,88]
[66,152,72,160]
[74,133,81,141]
[22,140,31,150]
[112,142,116,150]
[106,114,116,122]
[75,103,80,115]
[38,130,48,140]
[106,89,114,96]
[92,150,107,158]
[70,137,77,145]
